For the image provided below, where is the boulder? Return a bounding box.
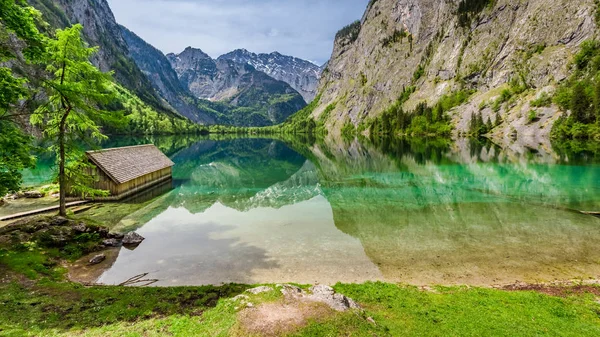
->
[50,216,69,226]
[24,191,43,199]
[89,254,106,265]
[22,222,50,234]
[108,232,124,239]
[97,227,109,238]
[278,284,303,297]
[72,223,87,233]
[122,232,145,245]
[5,193,20,201]
[308,285,360,312]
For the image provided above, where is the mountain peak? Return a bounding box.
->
[218,49,321,102]
[179,47,211,59]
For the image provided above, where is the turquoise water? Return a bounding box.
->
[21,136,600,286]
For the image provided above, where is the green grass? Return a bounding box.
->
[1,224,600,336]
[321,283,600,336]
[0,280,247,337]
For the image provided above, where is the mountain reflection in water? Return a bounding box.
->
[48,135,600,286]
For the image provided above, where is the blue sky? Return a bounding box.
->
[107,0,368,65]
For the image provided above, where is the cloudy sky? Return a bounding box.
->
[107,0,368,65]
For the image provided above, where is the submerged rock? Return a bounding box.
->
[89,254,106,265]
[122,232,145,245]
[102,238,120,247]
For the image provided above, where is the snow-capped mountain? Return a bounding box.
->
[218,49,322,102]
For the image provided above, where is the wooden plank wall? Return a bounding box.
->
[88,165,172,198]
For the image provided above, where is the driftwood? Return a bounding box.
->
[581,211,600,218]
[118,273,159,287]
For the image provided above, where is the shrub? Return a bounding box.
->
[527,110,538,124]
[530,92,552,107]
[457,0,495,28]
[336,21,361,45]
[382,29,408,47]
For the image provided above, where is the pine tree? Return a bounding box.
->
[594,79,600,123]
[476,113,485,134]
[31,24,116,215]
[570,82,591,123]
[495,112,502,127]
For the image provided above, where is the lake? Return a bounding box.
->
[20,135,600,286]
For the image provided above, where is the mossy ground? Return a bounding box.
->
[1,218,600,336]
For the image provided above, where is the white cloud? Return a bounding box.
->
[107,0,368,65]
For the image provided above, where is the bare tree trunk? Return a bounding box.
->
[58,51,69,217]
[58,120,66,216]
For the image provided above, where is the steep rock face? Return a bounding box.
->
[28,0,174,115]
[219,49,322,102]
[166,47,222,100]
[168,48,307,125]
[119,27,216,124]
[315,0,598,140]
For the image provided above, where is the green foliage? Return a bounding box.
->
[367,0,380,10]
[552,40,600,140]
[552,116,600,140]
[335,20,361,45]
[0,244,247,334]
[367,86,457,138]
[0,0,45,60]
[0,0,46,196]
[412,64,425,82]
[596,0,600,26]
[111,85,207,135]
[574,40,600,71]
[31,24,117,210]
[457,0,495,28]
[527,110,539,124]
[382,29,408,48]
[0,121,34,196]
[2,221,600,336]
[468,112,494,137]
[530,92,552,107]
[489,78,529,113]
[438,89,475,111]
[341,120,356,139]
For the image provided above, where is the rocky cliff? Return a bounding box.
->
[28,0,175,116]
[119,26,216,124]
[219,49,322,102]
[313,0,599,141]
[168,47,307,126]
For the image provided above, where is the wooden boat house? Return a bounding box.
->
[84,144,174,200]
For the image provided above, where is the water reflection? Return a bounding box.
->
[64,135,600,286]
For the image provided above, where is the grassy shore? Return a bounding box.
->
[1,217,600,336]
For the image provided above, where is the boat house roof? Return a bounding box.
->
[86,144,174,184]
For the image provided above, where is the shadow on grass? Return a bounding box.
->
[0,280,249,334]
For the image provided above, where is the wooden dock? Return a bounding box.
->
[0,200,91,222]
